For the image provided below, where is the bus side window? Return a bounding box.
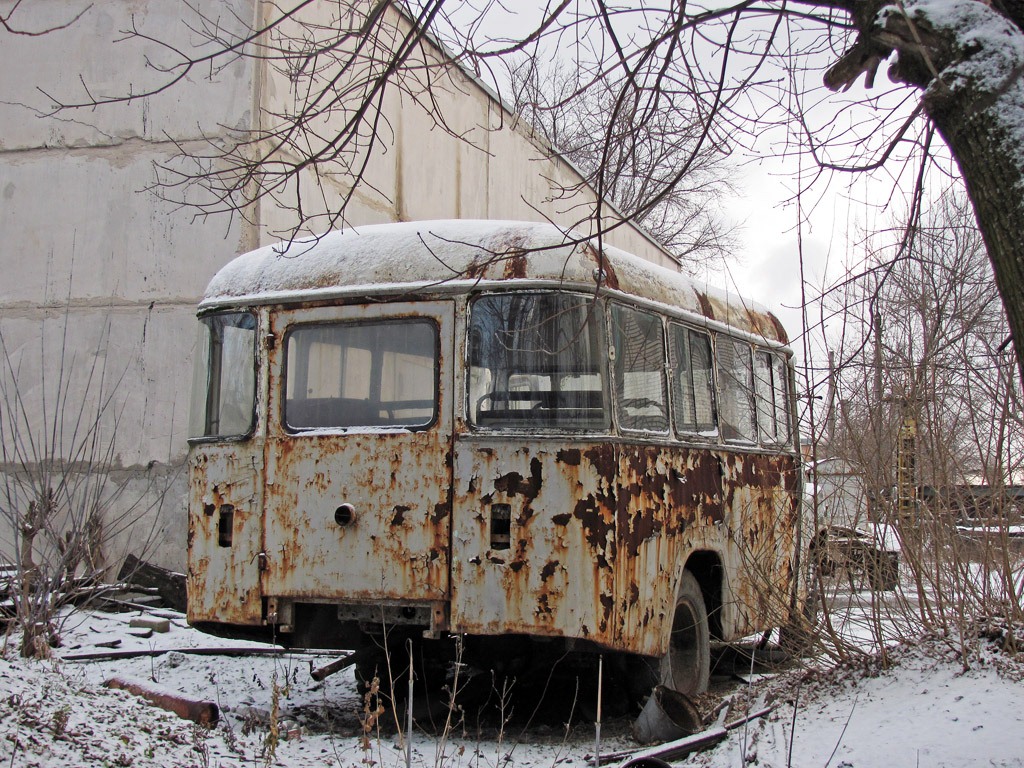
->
[469,293,609,430]
[669,324,717,436]
[189,311,257,439]
[717,338,756,443]
[610,304,669,433]
[772,354,791,443]
[754,350,791,444]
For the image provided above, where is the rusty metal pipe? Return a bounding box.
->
[105,676,219,725]
[309,645,377,682]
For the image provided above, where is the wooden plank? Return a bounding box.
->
[593,705,775,767]
[616,727,729,766]
[117,555,187,612]
[61,646,325,661]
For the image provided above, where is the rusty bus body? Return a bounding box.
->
[187,220,801,698]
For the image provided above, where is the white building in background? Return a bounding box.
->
[0,1,679,569]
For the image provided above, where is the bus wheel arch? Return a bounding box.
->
[684,550,725,640]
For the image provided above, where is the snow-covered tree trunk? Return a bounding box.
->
[832,0,1024,380]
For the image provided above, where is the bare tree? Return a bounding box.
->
[33,0,1024,373]
[828,192,1019,490]
[0,0,88,36]
[0,312,167,658]
[507,57,738,269]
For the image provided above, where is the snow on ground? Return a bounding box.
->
[2,599,1024,767]
[694,633,1024,768]
[1,607,635,768]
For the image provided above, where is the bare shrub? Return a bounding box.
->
[806,190,1024,663]
[0,311,166,658]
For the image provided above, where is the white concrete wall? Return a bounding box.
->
[0,1,677,570]
[0,0,260,570]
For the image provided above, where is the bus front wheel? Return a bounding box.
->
[659,570,710,696]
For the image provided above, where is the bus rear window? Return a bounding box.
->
[189,312,257,439]
[285,320,437,430]
[469,293,608,430]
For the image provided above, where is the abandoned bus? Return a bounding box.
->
[187,220,801,701]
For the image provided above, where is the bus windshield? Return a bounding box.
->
[189,312,257,439]
[469,293,608,430]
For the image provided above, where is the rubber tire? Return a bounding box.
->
[659,570,710,696]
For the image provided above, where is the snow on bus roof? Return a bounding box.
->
[202,220,788,344]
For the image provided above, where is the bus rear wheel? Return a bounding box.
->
[659,570,710,696]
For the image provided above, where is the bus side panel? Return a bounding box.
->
[450,440,616,645]
[611,445,724,655]
[450,439,800,657]
[187,444,265,626]
[719,451,802,637]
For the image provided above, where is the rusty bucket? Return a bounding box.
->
[632,685,702,744]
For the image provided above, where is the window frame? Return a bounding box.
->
[754,349,792,446]
[668,322,719,439]
[717,336,758,445]
[608,302,671,436]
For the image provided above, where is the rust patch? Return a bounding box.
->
[582,444,617,480]
[432,500,450,523]
[536,593,553,617]
[617,481,661,557]
[572,495,614,554]
[540,560,560,581]
[627,582,640,608]
[464,258,488,280]
[695,291,715,320]
[556,448,582,467]
[767,312,790,344]
[689,453,725,524]
[743,307,790,344]
[494,457,543,499]
[781,460,800,493]
[391,506,409,526]
[598,593,614,631]
[583,242,620,290]
[501,251,529,280]
[727,452,781,490]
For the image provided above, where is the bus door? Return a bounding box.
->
[187,311,265,627]
[261,301,455,611]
